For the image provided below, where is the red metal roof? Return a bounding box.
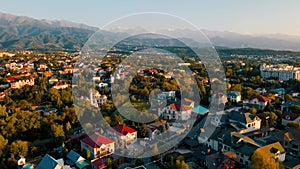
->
[6,77,16,82]
[92,158,107,169]
[81,133,114,148]
[252,95,270,102]
[112,125,136,136]
[169,101,192,111]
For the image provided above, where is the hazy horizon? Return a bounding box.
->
[1,0,300,36]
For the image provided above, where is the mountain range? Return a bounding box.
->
[1,12,300,52]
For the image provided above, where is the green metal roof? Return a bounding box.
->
[192,105,209,115]
[75,160,90,169]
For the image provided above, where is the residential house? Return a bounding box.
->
[108,125,137,145]
[192,105,209,116]
[16,155,26,169]
[66,150,86,166]
[5,62,23,71]
[10,78,35,89]
[147,121,165,140]
[282,112,300,126]
[91,158,107,169]
[202,125,260,167]
[254,142,286,162]
[203,152,236,169]
[22,164,34,169]
[98,83,108,88]
[199,110,265,167]
[49,77,59,85]
[227,111,261,134]
[92,76,101,82]
[243,95,270,110]
[36,154,71,169]
[227,91,242,102]
[52,81,69,90]
[158,99,194,121]
[81,133,115,159]
[281,100,300,113]
[273,88,286,97]
[283,129,300,158]
[90,90,107,107]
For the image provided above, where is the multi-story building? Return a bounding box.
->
[260,64,300,81]
[81,133,115,159]
[90,90,107,107]
[108,125,137,146]
[158,98,194,121]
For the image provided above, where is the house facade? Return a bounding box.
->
[108,125,137,145]
[81,133,115,159]
[158,99,194,121]
[282,112,300,126]
[90,90,107,107]
[227,91,242,102]
[243,95,270,110]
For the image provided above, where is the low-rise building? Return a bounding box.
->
[10,78,35,89]
[108,125,137,146]
[227,91,242,102]
[81,133,115,159]
[243,95,270,110]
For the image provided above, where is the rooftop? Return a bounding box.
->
[81,133,114,148]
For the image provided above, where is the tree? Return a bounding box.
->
[0,105,7,117]
[264,112,278,127]
[18,100,32,110]
[290,105,300,114]
[249,108,257,115]
[175,156,189,169]
[51,124,65,142]
[231,84,243,92]
[287,121,300,128]
[61,88,72,106]
[0,135,8,157]
[251,149,282,169]
[285,94,294,101]
[135,158,144,166]
[10,140,29,156]
[65,122,72,134]
[48,88,63,108]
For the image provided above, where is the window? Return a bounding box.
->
[248,124,251,127]
[240,159,243,163]
[241,154,244,158]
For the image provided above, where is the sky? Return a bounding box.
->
[1,0,300,36]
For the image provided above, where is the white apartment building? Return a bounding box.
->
[260,64,300,81]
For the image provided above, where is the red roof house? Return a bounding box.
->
[80,133,114,158]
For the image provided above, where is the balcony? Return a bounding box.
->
[96,149,112,158]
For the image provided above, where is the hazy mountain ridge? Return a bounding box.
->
[204,30,300,51]
[0,12,98,52]
[1,12,300,52]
